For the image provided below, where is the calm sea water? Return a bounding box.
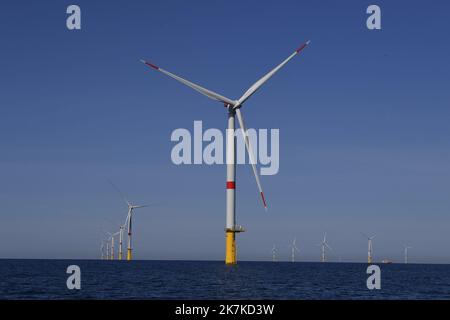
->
[0,259,449,299]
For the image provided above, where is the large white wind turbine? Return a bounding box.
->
[319,233,332,262]
[290,238,300,262]
[362,233,375,264]
[404,245,412,264]
[141,41,310,264]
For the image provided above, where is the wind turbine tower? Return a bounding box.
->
[109,181,149,261]
[118,225,124,260]
[125,203,147,261]
[319,233,332,262]
[290,238,300,262]
[362,233,376,264]
[107,231,119,260]
[106,242,110,260]
[101,241,104,260]
[404,246,412,264]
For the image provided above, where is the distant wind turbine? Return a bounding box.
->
[118,225,125,260]
[318,233,332,262]
[100,241,105,260]
[107,231,120,260]
[109,180,149,261]
[272,244,277,262]
[404,245,412,264]
[362,233,375,264]
[106,241,110,260]
[290,238,300,262]
[124,203,148,261]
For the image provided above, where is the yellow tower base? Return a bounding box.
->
[127,249,132,261]
[225,231,236,265]
[368,257,372,264]
[119,253,122,260]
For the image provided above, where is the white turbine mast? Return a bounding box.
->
[272,244,277,262]
[404,245,412,264]
[106,231,120,260]
[100,240,105,260]
[141,40,311,264]
[318,232,332,262]
[290,237,300,262]
[362,233,376,264]
[105,241,110,260]
[118,225,125,260]
[108,180,150,261]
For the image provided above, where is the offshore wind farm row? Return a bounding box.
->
[274,234,412,264]
[101,219,413,264]
[102,181,148,261]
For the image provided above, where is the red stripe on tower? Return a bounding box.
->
[226,181,235,189]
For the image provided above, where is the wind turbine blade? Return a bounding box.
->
[237,40,310,105]
[370,235,376,240]
[124,212,130,227]
[235,108,267,210]
[325,243,332,251]
[323,232,327,243]
[361,232,369,239]
[133,205,149,209]
[141,60,236,106]
[108,179,131,207]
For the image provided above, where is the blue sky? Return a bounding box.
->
[0,0,449,263]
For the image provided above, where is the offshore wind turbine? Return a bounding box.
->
[101,241,105,260]
[141,40,310,264]
[290,238,300,262]
[318,233,332,262]
[106,241,110,260]
[404,245,412,264]
[118,225,125,260]
[272,244,277,262]
[109,181,149,261]
[107,231,120,260]
[362,233,375,264]
[124,202,148,261]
